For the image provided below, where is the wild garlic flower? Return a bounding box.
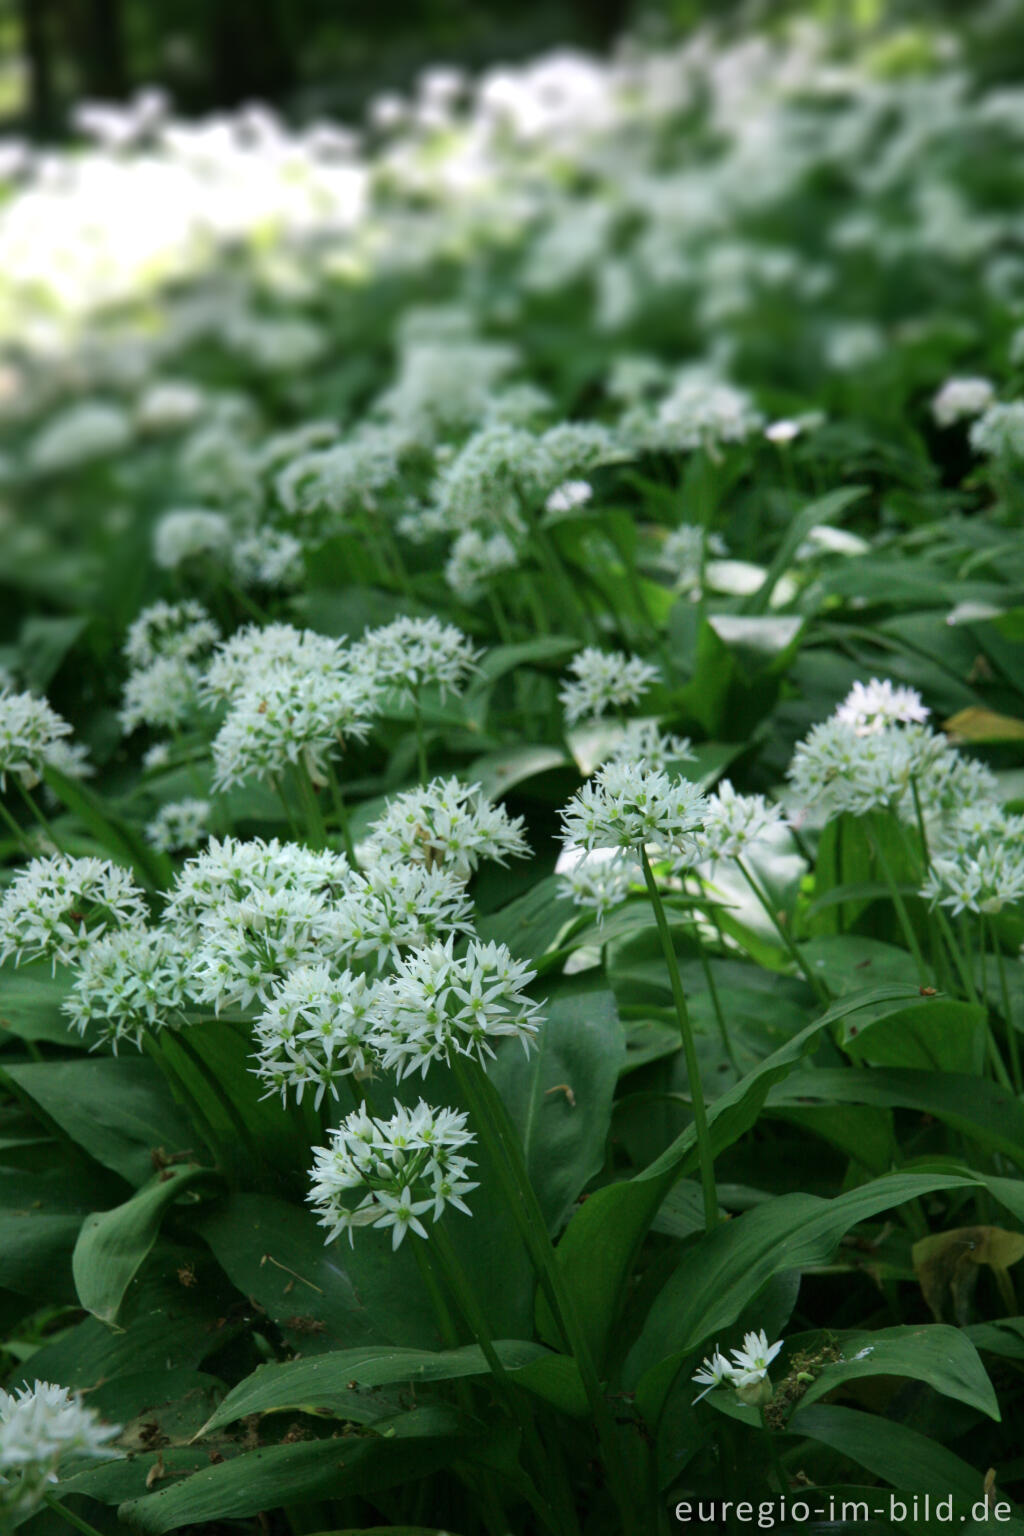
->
[308,1099,477,1249]
[833,677,929,736]
[0,856,148,970]
[231,528,304,589]
[275,433,400,529]
[969,401,1024,460]
[145,797,212,853]
[559,762,706,859]
[558,850,639,923]
[0,1379,120,1521]
[27,402,132,475]
[164,836,353,942]
[120,656,201,734]
[200,624,348,706]
[253,965,381,1108]
[123,600,220,670]
[62,926,189,1051]
[351,616,478,706]
[331,862,475,970]
[697,782,786,863]
[932,376,995,427]
[135,379,206,434]
[0,690,73,791]
[444,528,520,602]
[692,1330,784,1406]
[921,807,1024,916]
[370,937,543,1078]
[363,777,529,876]
[185,886,344,1011]
[631,373,762,457]
[153,508,232,570]
[599,719,695,773]
[559,648,660,726]
[210,663,379,791]
[544,478,592,520]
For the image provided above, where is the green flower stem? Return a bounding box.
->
[15,778,63,853]
[952,914,1013,1091]
[735,856,829,1004]
[414,697,429,784]
[866,819,928,986]
[429,1223,572,1536]
[271,775,302,841]
[293,762,327,850]
[452,1054,644,1536]
[0,795,35,856]
[44,1495,109,1536]
[641,849,718,1231]
[325,761,357,867]
[681,883,737,1072]
[992,921,1022,1095]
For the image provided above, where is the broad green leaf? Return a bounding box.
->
[744,486,867,614]
[490,982,624,1234]
[73,1164,219,1326]
[790,1404,990,1501]
[795,1324,999,1420]
[4,1057,196,1186]
[841,998,985,1075]
[202,1341,550,1432]
[118,1419,465,1533]
[0,966,83,1047]
[548,985,919,1366]
[625,1171,981,1419]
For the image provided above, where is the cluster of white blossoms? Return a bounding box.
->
[0,1379,120,1521]
[253,964,381,1108]
[330,862,475,970]
[351,617,478,705]
[560,761,706,860]
[152,507,232,570]
[145,797,212,853]
[833,677,930,736]
[124,600,221,671]
[692,1330,784,1407]
[363,777,529,876]
[370,937,543,1078]
[931,375,995,427]
[308,1100,477,1249]
[969,400,1024,461]
[199,624,347,706]
[558,850,640,924]
[0,689,73,791]
[696,782,787,864]
[275,431,401,533]
[120,653,201,734]
[26,401,132,476]
[444,528,520,602]
[598,719,695,774]
[627,372,763,458]
[921,805,1024,916]
[544,478,592,520]
[62,926,190,1051]
[0,855,148,970]
[120,601,221,738]
[559,648,660,726]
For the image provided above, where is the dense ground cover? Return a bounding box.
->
[2,10,1024,1534]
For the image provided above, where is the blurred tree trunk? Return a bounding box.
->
[20,0,56,135]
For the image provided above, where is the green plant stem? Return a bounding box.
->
[452,1055,643,1536]
[865,821,928,986]
[641,849,718,1230]
[734,856,829,1003]
[15,778,63,853]
[683,883,738,1072]
[293,762,327,850]
[44,1496,109,1536]
[430,1224,570,1536]
[272,776,302,841]
[0,795,34,855]
[414,697,428,784]
[325,761,357,866]
[992,923,1023,1095]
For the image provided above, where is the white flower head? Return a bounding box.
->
[697,782,786,864]
[692,1348,733,1404]
[253,965,382,1108]
[932,376,995,428]
[351,616,479,705]
[0,1379,120,1520]
[0,855,148,970]
[308,1099,477,1248]
[364,777,529,877]
[559,648,660,726]
[124,600,220,671]
[152,508,232,570]
[560,761,706,860]
[0,690,73,791]
[834,678,929,736]
[146,798,212,853]
[62,925,189,1051]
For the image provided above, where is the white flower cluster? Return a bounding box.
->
[0,1379,120,1521]
[308,1100,477,1249]
[351,617,478,705]
[628,372,763,457]
[124,600,220,671]
[330,862,475,970]
[253,964,381,1108]
[931,376,995,427]
[145,797,212,853]
[27,401,132,475]
[559,761,707,860]
[969,401,1024,460]
[697,782,786,863]
[444,528,520,602]
[692,1330,784,1406]
[558,850,640,924]
[0,855,148,970]
[276,431,401,531]
[921,805,1024,916]
[833,677,929,736]
[62,926,190,1051]
[363,777,529,876]
[559,648,660,726]
[153,508,232,570]
[210,663,378,792]
[0,690,73,792]
[371,936,543,1078]
[599,719,695,774]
